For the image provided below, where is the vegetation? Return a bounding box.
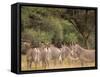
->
[21,6,96,50]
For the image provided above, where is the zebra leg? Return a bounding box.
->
[27,59,29,69]
[34,61,39,69]
[27,59,32,69]
[53,59,57,66]
[59,55,63,65]
[80,61,84,66]
[34,63,37,69]
[79,58,84,66]
[29,61,32,69]
[44,61,47,69]
[46,61,49,69]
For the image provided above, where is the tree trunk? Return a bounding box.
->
[84,39,89,49]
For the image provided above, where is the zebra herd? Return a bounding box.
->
[22,42,95,69]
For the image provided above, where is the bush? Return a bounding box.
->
[64,33,78,45]
[22,29,53,47]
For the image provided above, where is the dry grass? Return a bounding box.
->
[21,55,95,71]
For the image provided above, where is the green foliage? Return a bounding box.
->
[21,6,95,49]
[22,29,53,47]
[64,33,78,45]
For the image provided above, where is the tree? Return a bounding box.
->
[63,9,96,49]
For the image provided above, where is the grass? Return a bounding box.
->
[21,55,95,71]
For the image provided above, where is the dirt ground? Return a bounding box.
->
[21,55,95,71]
